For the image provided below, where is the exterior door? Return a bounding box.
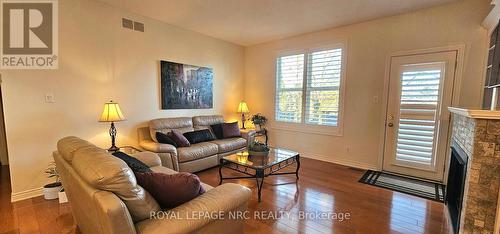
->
[383,51,457,181]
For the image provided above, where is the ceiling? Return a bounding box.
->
[98,0,459,46]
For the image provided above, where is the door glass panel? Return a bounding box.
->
[396,66,443,166]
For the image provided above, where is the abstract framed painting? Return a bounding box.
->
[160,60,213,109]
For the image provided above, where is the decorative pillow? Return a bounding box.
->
[210,123,224,139]
[183,129,216,144]
[134,172,206,209]
[155,132,178,147]
[167,130,190,147]
[112,151,153,173]
[222,122,241,138]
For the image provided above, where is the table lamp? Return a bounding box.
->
[99,101,125,152]
[237,101,249,129]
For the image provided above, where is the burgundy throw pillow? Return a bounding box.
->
[222,122,241,138]
[167,130,190,147]
[135,172,206,209]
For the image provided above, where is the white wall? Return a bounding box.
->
[1,0,244,199]
[244,0,490,169]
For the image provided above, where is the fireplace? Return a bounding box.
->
[445,141,468,234]
[447,107,500,233]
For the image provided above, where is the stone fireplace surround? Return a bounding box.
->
[448,107,500,233]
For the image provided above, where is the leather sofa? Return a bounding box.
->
[54,136,251,234]
[138,115,255,172]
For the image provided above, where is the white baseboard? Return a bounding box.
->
[11,187,43,202]
[300,152,379,171]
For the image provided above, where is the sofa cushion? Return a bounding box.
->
[135,172,205,209]
[168,130,191,147]
[210,123,224,139]
[150,166,213,191]
[183,129,216,144]
[177,142,218,163]
[222,122,241,138]
[112,151,152,173]
[211,138,247,153]
[57,136,95,163]
[155,132,178,147]
[192,115,224,131]
[72,146,160,222]
[149,117,194,142]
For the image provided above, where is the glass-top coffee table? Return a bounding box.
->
[219,148,300,202]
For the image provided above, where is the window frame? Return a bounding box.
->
[273,43,347,136]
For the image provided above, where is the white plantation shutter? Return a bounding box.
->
[396,68,442,165]
[305,49,342,126]
[275,46,345,129]
[275,54,304,123]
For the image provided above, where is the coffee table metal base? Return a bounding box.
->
[218,155,300,202]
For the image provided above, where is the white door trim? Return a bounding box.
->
[376,45,465,183]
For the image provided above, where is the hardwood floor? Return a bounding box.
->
[0,166,77,234]
[0,158,451,234]
[198,158,451,234]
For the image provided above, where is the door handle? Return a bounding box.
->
[388,123,394,127]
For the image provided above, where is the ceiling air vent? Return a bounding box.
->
[122,18,145,32]
[133,22,144,32]
[122,18,133,29]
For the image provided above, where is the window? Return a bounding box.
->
[275,46,345,131]
[275,54,304,123]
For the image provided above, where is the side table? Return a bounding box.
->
[255,128,268,145]
[241,128,268,145]
[107,146,142,154]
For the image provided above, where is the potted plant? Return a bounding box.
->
[248,140,270,156]
[43,162,62,200]
[251,113,268,130]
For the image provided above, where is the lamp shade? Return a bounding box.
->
[99,101,125,122]
[237,101,249,113]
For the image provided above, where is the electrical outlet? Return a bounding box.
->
[373,96,379,104]
[45,93,55,103]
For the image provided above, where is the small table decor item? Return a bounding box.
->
[237,101,250,129]
[248,141,270,156]
[219,148,300,202]
[250,113,267,131]
[99,101,126,152]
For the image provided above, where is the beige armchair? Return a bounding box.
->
[55,136,251,234]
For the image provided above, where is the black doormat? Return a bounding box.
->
[359,170,445,202]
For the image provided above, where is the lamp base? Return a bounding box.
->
[108,145,120,152]
[108,122,120,152]
[241,113,246,129]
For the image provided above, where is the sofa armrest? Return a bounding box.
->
[94,191,137,234]
[240,129,256,144]
[157,153,179,171]
[135,183,251,234]
[131,151,162,167]
[139,140,177,154]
